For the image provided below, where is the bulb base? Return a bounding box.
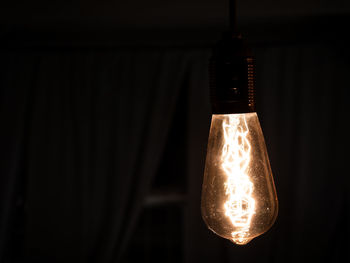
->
[209,33,256,114]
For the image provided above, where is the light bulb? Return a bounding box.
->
[201,33,278,245]
[201,112,278,245]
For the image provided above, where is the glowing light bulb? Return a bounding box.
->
[201,112,278,245]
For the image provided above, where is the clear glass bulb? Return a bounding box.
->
[201,112,278,245]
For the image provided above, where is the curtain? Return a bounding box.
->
[0,53,39,262]
[1,42,349,263]
[254,43,349,262]
[0,49,193,263]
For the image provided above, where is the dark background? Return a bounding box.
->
[1,0,350,262]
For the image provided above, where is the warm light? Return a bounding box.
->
[201,113,278,245]
[222,115,255,244]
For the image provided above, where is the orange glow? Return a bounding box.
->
[201,113,278,245]
[222,115,255,245]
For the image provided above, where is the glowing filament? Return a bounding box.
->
[222,115,256,244]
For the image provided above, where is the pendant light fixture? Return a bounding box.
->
[200,0,278,245]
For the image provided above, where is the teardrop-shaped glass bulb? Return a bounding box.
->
[201,113,278,245]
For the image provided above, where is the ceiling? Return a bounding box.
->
[1,0,349,46]
[1,0,350,30]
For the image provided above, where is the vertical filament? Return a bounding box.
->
[222,115,255,245]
